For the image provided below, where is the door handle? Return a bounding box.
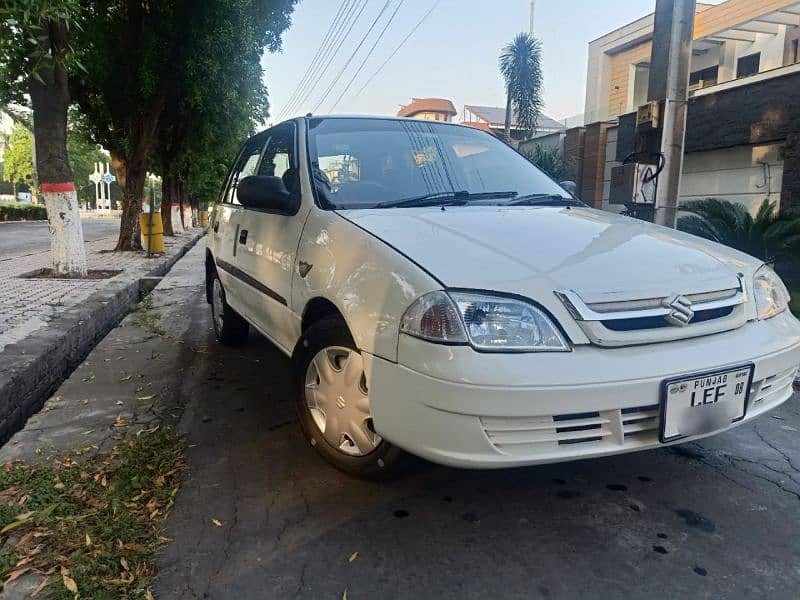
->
[239,229,248,244]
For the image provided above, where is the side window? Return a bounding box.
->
[258,123,297,194]
[224,138,266,204]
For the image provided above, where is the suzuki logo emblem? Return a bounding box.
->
[662,294,694,327]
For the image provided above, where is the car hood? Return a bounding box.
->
[338,205,760,303]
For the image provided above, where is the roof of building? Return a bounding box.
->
[463,105,565,131]
[397,98,457,118]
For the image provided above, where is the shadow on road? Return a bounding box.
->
[156,317,800,600]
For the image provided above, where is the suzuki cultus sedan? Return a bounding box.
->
[206,116,800,477]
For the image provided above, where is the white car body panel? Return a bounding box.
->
[206,115,800,470]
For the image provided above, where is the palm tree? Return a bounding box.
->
[677,198,800,263]
[499,33,543,141]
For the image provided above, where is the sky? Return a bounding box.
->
[261,0,704,125]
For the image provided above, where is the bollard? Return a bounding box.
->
[199,211,209,227]
[139,212,165,254]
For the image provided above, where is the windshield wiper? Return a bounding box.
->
[372,190,518,209]
[505,194,583,207]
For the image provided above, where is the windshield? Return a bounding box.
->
[306,118,570,209]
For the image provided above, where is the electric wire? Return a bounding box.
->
[281,0,369,119]
[351,0,441,99]
[278,0,351,120]
[328,0,406,112]
[312,0,394,113]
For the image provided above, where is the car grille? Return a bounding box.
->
[749,366,798,411]
[481,366,797,458]
[480,404,660,457]
[556,279,748,347]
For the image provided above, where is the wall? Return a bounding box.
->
[680,144,784,213]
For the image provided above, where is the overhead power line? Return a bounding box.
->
[312,0,394,114]
[278,0,352,119]
[280,0,369,119]
[352,0,441,99]
[328,0,406,112]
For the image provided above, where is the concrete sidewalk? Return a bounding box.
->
[0,240,208,463]
[0,228,204,444]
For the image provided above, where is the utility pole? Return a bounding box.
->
[648,0,695,228]
[529,0,535,35]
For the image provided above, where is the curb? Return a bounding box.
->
[0,232,205,445]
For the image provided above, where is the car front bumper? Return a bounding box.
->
[365,311,800,469]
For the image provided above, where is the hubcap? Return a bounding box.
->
[304,346,381,456]
[212,278,225,334]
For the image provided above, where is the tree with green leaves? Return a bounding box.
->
[71,0,297,250]
[678,198,800,263]
[67,127,107,207]
[0,0,88,276]
[523,144,572,182]
[500,33,543,141]
[1,122,34,197]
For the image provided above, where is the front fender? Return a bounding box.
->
[292,208,441,361]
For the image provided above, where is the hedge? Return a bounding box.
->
[0,203,48,222]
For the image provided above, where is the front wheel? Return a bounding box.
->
[210,271,249,346]
[295,317,408,478]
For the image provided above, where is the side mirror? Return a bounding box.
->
[237,175,294,212]
[559,180,578,197]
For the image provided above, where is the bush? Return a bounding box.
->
[0,202,47,221]
[521,144,573,182]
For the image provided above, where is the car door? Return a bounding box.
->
[211,134,268,319]
[232,121,310,354]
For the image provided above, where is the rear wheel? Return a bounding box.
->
[295,317,408,478]
[210,271,249,346]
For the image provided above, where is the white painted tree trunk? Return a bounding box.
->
[42,184,88,277]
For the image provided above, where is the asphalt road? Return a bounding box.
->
[146,248,800,600]
[0,218,120,258]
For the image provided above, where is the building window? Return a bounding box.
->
[736,53,760,78]
[689,65,719,90]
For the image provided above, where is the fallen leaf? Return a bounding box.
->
[116,401,124,405]
[136,395,155,401]
[81,430,94,436]
[120,557,129,571]
[343,590,348,600]
[348,551,358,563]
[31,576,48,597]
[145,590,155,600]
[62,573,78,594]
[4,566,31,584]
[120,375,132,382]
[212,518,222,527]
[1,512,34,534]
[85,533,92,547]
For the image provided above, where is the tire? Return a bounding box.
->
[210,270,249,346]
[295,316,409,479]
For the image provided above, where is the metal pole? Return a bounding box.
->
[148,176,154,257]
[529,0,535,35]
[651,0,695,228]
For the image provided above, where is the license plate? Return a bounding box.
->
[660,364,754,443]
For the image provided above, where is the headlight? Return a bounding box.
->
[753,265,790,320]
[400,291,569,352]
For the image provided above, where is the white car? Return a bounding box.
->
[206,115,800,478]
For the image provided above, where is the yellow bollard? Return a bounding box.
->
[199,211,209,227]
[139,212,165,254]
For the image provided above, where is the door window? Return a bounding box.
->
[258,123,298,194]
[224,138,266,204]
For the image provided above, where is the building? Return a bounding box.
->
[567,0,800,216]
[397,98,457,122]
[462,105,566,142]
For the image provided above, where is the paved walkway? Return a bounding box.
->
[0,227,199,352]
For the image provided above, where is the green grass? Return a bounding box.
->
[0,429,184,599]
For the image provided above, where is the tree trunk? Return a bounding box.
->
[161,175,175,236]
[29,19,87,277]
[113,153,146,251]
[178,180,187,230]
[504,93,513,143]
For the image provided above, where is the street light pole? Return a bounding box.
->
[649,0,695,228]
